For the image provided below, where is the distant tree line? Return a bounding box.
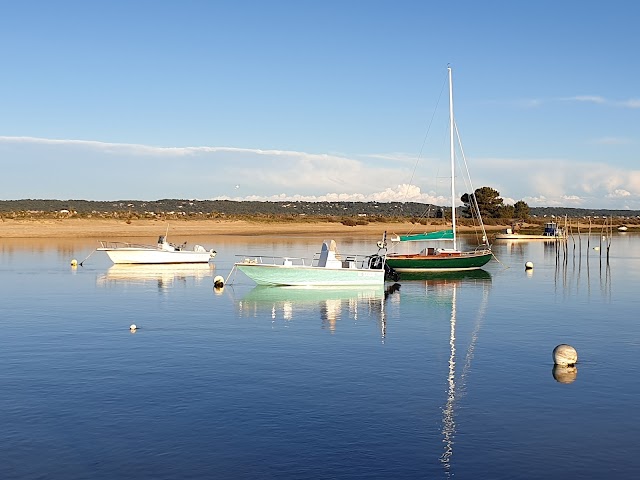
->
[0,197,638,220]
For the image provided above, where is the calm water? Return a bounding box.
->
[1,234,639,479]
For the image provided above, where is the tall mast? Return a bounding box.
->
[448,66,457,250]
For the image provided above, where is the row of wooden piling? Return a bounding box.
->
[555,216,614,263]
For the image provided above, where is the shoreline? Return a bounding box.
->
[0,218,509,239]
[1,217,629,239]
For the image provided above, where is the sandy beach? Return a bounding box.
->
[0,217,509,239]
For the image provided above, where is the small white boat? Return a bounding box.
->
[494,222,565,240]
[98,235,217,264]
[618,225,628,232]
[232,238,390,286]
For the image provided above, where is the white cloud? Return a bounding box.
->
[216,184,449,204]
[0,135,319,158]
[565,95,606,104]
[559,95,640,109]
[523,195,548,204]
[606,189,631,198]
[522,195,568,207]
[2,135,640,209]
[518,96,640,110]
[618,99,640,108]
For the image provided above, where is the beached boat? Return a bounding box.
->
[618,225,628,232]
[97,235,217,264]
[494,222,564,240]
[232,238,390,286]
[385,66,492,273]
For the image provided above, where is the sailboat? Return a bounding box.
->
[385,66,492,273]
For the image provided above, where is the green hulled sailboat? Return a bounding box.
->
[385,66,492,273]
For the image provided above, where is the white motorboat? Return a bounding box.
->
[98,235,217,264]
[494,222,565,240]
[232,238,392,286]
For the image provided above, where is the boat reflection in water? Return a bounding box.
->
[396,268,492,285]
[97,263,216,291]
[389,269,492,307]
[237,285,395,337]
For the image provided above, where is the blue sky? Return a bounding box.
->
[1,1,639,209]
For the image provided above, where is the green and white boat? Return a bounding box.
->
[386,66,492,273]
[233,238,389,286]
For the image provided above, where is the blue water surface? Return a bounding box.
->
[1,234,639,479]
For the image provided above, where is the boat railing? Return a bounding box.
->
[235,254,310,266]
[312,251,383,269]
[472,245,492,254]
[98,241,154,249]
[235,252,381,269]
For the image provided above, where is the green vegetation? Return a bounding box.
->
[513,200,530,221]
[461,186,505,219]
[0,198,638,224]
[461,187,530,221]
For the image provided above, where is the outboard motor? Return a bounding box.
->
[384,263,399,281]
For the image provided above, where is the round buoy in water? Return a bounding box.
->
[525,261,534,270]
[71,259,78,267]
[130,324,137,332]
[553,344,577,366]
[213,275,224,289]
[593,246,600,251]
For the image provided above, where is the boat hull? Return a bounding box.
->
[494,234,564,240]
[385,250,492,272]
[235,263,385,286]
[98,248,215,264]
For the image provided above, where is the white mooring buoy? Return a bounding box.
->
[553,344,578,366]
[71,259,78,267]
[525,261,534,270]
[129,324,137,332]
[213,275,225,290]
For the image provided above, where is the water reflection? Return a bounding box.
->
[96,263,215,290]
[392,270,492,308]
[398,271,492,478]
[237,285,392,337]
[552,364,578,384]
[554,241,612,301]
[397,268,492,284]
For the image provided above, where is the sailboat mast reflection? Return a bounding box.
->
[440,283,457,471]
[431,276,491,476]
